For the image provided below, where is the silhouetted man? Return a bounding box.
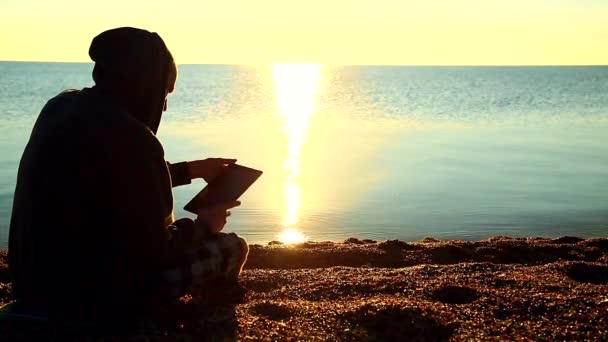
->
[8,27,248,323]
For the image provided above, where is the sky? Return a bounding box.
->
[0,0,607,65]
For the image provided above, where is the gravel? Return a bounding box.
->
[0,236,606,341]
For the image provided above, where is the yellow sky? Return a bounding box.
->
[1,0,607,65]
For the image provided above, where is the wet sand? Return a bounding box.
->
[1,236,607,341]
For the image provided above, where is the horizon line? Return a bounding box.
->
[1,60,607,68]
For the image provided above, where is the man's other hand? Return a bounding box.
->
[195,201,241,235]
[187,158,236,183]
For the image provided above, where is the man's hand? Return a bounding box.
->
[195,201,241,235]
[187,158,237,183]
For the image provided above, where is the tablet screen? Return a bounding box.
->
[184,164,263,213]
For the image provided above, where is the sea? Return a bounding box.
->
[1,62,607,247]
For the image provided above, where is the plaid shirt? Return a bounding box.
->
[160,232,247,297]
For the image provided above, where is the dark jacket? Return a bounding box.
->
[9,87,191,318]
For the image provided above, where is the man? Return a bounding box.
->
[8,27,248,322]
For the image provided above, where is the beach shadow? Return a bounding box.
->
[342,304,455,341]
[427,245,474,264]
[551,236,585,244]
[157,280,247,339]
[579,238,608,250]
[563,262,608,285]
[428,285,480,304]
[377,239,421,251]
[0,304,241,341]
[249,301,294,321]
[0,282,245,340]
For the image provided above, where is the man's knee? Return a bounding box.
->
[215,233,248,280]
[216,232,248,263]
[229,234,249,268]
[236,235,249,260]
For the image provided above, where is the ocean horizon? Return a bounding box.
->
[3,60,608,66]
[1,62,607,247]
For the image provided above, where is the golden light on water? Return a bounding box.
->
[271,63,322,244]
[277,228,309,245]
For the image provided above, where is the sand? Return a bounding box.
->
[0,236,607,341]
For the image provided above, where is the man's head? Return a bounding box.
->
[89,27,177,133]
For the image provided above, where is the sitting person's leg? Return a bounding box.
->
[160,232,249,297]
[218,233,249,281]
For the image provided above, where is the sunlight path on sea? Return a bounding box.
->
[271,64,323,244]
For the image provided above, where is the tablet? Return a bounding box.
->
[184,164,263,213]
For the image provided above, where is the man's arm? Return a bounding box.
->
[167,161,191,187]
[167,158,237,187]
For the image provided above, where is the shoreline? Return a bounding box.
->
[1,235,607,340]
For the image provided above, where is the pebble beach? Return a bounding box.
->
[1,236,607,340]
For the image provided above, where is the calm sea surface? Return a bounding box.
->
[1,62,607,246]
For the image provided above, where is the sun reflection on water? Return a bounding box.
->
[271,63,322,243]
[277,228,308,245]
